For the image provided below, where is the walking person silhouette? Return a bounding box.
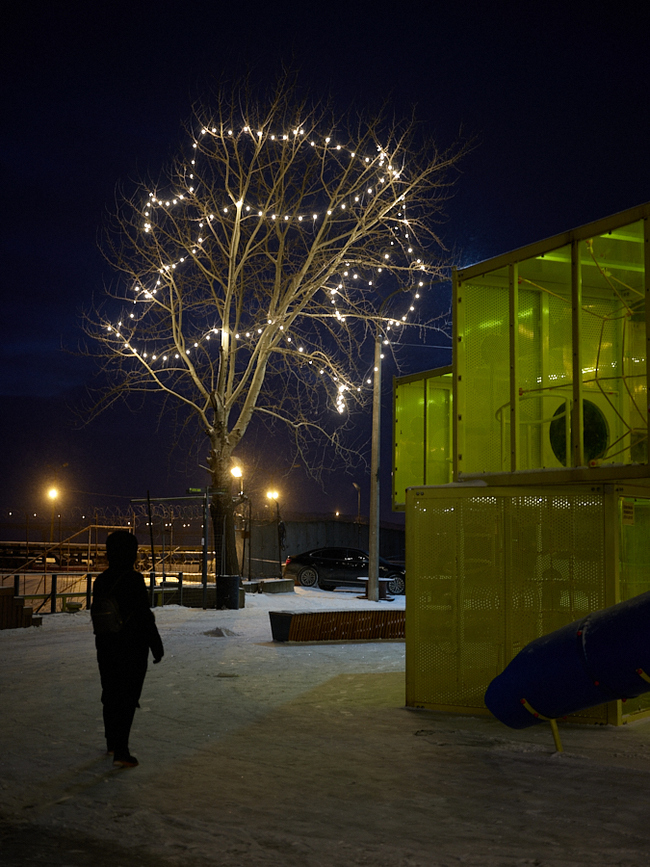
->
[92,530,164,767]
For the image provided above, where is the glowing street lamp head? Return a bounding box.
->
[266,490,278,501]
[231,466,243,479]
[47,487,59,501]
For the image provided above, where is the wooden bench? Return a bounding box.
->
[269,609,405,642]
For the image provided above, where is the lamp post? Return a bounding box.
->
[352,482,361,546]
[47,487,59,543]
[266,490,283,578]
[367,333,382,602]
[368,288,408,602]
[231,465,243,495]
[231,465,244,575]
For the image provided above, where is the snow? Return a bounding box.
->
[2,586,650,866]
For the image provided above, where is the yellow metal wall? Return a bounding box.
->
[617,497,650,716]
[406,484,650,725]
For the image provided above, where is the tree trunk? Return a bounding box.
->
[209,476,240,577]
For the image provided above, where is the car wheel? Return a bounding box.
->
[298,565,319,587]
[387,573,405,595]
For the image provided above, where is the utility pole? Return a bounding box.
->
[353,482,361,547]
[367,334,382,602]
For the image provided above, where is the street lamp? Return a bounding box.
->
[47,487,59,543]
[266,490,283,578]
[231,465,243,495]
[368,289,407,601]
[231,465,245,574]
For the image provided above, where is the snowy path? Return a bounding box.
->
[2,587,650,866]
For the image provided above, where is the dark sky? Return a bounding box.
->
[2,0,650,522]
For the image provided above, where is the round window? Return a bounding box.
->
[549,399,609,466]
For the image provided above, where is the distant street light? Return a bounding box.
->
[231,465,245,573]
[266,490,283,577]
[47,487,59,543]
[45,463,68,545]
[231,464,243,495]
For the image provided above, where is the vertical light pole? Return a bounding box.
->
[352,482,361,547]
[231,464,243,495]
[231,465,244,575]
[367,334,382,602]
[368,287,409,602]
[266,490,282,578]
[47,487,59,543]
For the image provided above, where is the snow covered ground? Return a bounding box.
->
[2,586,650,866]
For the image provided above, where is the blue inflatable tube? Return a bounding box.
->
[484,591,650,728]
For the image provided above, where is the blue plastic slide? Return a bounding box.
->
[484,591,650,728]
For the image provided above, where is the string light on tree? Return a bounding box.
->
[87,73,466,576]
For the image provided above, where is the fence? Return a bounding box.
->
[3,572,219,614]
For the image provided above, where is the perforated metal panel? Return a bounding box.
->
[406,485,650,725]
[618,497,650,716]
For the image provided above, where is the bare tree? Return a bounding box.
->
[85,75,466,574]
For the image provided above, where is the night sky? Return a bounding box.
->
[2,0,650,523]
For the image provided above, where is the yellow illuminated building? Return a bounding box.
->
[395,203,650,724]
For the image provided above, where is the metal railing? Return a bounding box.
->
[6,571,203,614]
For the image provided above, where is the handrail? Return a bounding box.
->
[9,571,205,613]
[0,524,129,579]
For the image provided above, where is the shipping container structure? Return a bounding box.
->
[395,203,650,723]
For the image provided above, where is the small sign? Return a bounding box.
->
[622,501,635,525]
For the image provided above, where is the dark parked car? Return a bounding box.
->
[283,547,405,594]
